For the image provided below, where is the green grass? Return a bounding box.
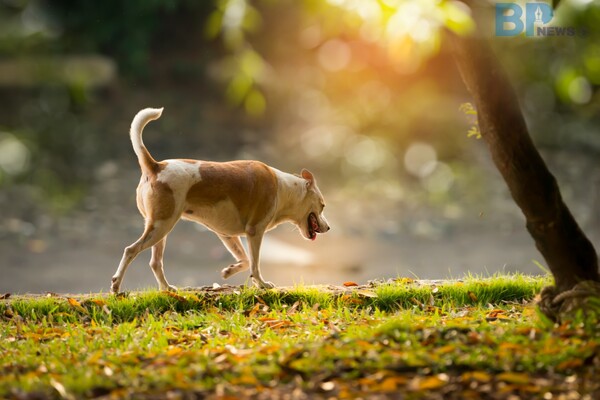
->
[1,274,599,399]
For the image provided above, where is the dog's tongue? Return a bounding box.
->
[310,213,319,241]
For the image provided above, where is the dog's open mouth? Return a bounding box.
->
[307,213,321,241]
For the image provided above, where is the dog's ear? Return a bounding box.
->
[301,169,315,188]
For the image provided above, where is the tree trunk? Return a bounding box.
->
[448,31,599,293]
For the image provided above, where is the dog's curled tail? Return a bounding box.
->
[130,107,163,174]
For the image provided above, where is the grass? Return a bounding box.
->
[1,274,599,399]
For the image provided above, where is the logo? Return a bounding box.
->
[495,2,585,37]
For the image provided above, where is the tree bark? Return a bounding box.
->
[449,32,599,293]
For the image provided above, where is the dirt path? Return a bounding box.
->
[2,150,598,294]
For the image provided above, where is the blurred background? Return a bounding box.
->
[0,0,599,293]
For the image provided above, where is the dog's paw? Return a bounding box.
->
[221,266,234,279]
[222,260,249,279]
[263,281,276,289]
[110,277,121,294]
[252,277,275,289]
[166,284,178,292]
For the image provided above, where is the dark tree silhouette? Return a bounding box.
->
[448,12,600,320]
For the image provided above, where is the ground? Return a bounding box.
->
[1,276,599,399]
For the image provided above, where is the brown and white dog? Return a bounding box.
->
[111,108,330,293]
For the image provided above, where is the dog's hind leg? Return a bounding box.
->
[149,238,177,291]
[219,235,250,279]
[111,218,177,293]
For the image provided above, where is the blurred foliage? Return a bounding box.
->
[46,0,214,77]
[205,0,268,116]
[459,103,480,139]
[0,0,599,220]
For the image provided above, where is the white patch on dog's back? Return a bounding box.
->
[157,160,201,196]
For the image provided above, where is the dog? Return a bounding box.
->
[111,107,330,293]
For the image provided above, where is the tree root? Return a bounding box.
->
[539,280,600,323]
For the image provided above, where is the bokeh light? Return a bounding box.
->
[318,39,352,72]
[0,133,30,176]
[344,136,387,172]
[422,162,454,193]
[568,76,592,104]
[403,141,437,178]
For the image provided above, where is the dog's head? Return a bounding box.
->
[297,169,330,241]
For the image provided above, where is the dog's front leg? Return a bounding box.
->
[246,230,275,289]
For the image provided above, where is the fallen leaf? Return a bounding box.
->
[67,298,88,314]
[378,376,408,392]
[498,342,523,352]
[467,331,481,344]
[259,317,294,329]
[163,291,187,302]
[411,374,449,391]
[468,291,478,302]
[3,308,14,318]
[88,299,107,307]
[487,309,505,318]
[187,293,201,302]
[247,303,261,317]
[166,347,183,357]
[213,353,228,364]
[462,371,491,383]
[287,301,300,315]
[356,290,378,298]
[556,358,583,371]
[50,378,73,400]
[436,345,456,354]
[230,372,257,386]
[86,351,103,365]
[496,372,530,385]
[343,281,358,287]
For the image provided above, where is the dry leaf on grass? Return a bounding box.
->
[67,298,88,314]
